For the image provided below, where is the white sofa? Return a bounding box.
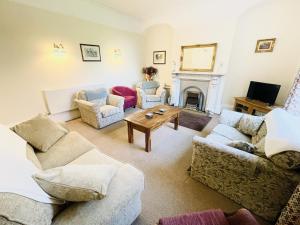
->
[0,120,144,225]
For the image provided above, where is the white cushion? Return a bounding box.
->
[146,95,161,102]
[99,105,120,118]
[34,164,118,202]
[206,133,232,145]
[220,109,243,127]
[212,124,251,142]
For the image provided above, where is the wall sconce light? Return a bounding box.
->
[113,48,121,57]
[53,42,65,56]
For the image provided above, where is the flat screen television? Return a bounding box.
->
[246,81,281,105]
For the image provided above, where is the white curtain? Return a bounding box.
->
[284,69,300,116]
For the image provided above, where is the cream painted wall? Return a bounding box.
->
[223,0,300,107]
[143,24,174,85]
[143,20,237,86]
[171,20,237,75]
[0,1,143,124]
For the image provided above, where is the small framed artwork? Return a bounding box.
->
[80,44,101,62]
[255,38,276,53]
[153,51,166,64]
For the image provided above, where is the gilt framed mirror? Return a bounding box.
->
[180,43,217,72]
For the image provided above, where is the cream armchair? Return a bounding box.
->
[136,81,166,109]
[75,88,124,129]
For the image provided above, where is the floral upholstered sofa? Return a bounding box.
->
[191,109,300,222]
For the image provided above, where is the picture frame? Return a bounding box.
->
[153,51,166,64]
[180,43,218,72]
[80,44,101,62]
[255,38,276,53]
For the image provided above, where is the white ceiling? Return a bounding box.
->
[91,0,267,22]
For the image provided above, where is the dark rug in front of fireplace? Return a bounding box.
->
[171,110,211,132]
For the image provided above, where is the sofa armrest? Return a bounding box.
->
[107,94,124,110]
[75,100,99,113]
[192,136,260,176]
[136,88,146,108]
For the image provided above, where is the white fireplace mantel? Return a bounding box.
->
[171,72,225,114]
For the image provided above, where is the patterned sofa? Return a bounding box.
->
[190,109,300,222]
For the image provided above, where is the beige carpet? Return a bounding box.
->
[66,109,269,225]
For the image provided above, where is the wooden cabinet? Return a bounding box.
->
[234,97,281,115]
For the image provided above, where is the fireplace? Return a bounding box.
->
[183,87,205,111]
[171,72,224,114]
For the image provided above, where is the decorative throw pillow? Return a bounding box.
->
[227,140,256,153]
[0,193,62,225]
[33,164,117,202]
[270,151,300,170]
[252,121,267,144]
[276,184,300,225]
[85,88,107,106]
[238,114,264,136]
[253,137,266,158]
[13,114,68,152]
[219,109,243,127]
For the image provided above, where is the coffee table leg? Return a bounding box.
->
[145,130,151,152]
[174,113,179,130]
[127,122,134,143]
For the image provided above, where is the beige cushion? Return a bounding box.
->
[36,131,95,170]
[146,95,161,102]
[13,114,68,152]
[99,105,120,118]
[34,164,118,202]
[0,193,61,225]
[238,114,264,136]
[26,144,42,169]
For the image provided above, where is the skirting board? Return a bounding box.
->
[43,83,105,121]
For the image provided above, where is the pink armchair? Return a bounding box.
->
[112,86,137,110]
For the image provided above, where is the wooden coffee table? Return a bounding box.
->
[124,105,181,152]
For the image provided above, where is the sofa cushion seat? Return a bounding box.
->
[36,131,95,170]
[146,95,161,102]
[0,193,62,225]
[99,105,120,118]
[206,133,232,145]
[52,149,144,225]
[212,124,251,143]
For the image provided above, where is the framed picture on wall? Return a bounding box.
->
[255,38,276,53]
[80,44,101,62]
[153,51,166,64]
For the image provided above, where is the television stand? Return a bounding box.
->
[234,97,281,115]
